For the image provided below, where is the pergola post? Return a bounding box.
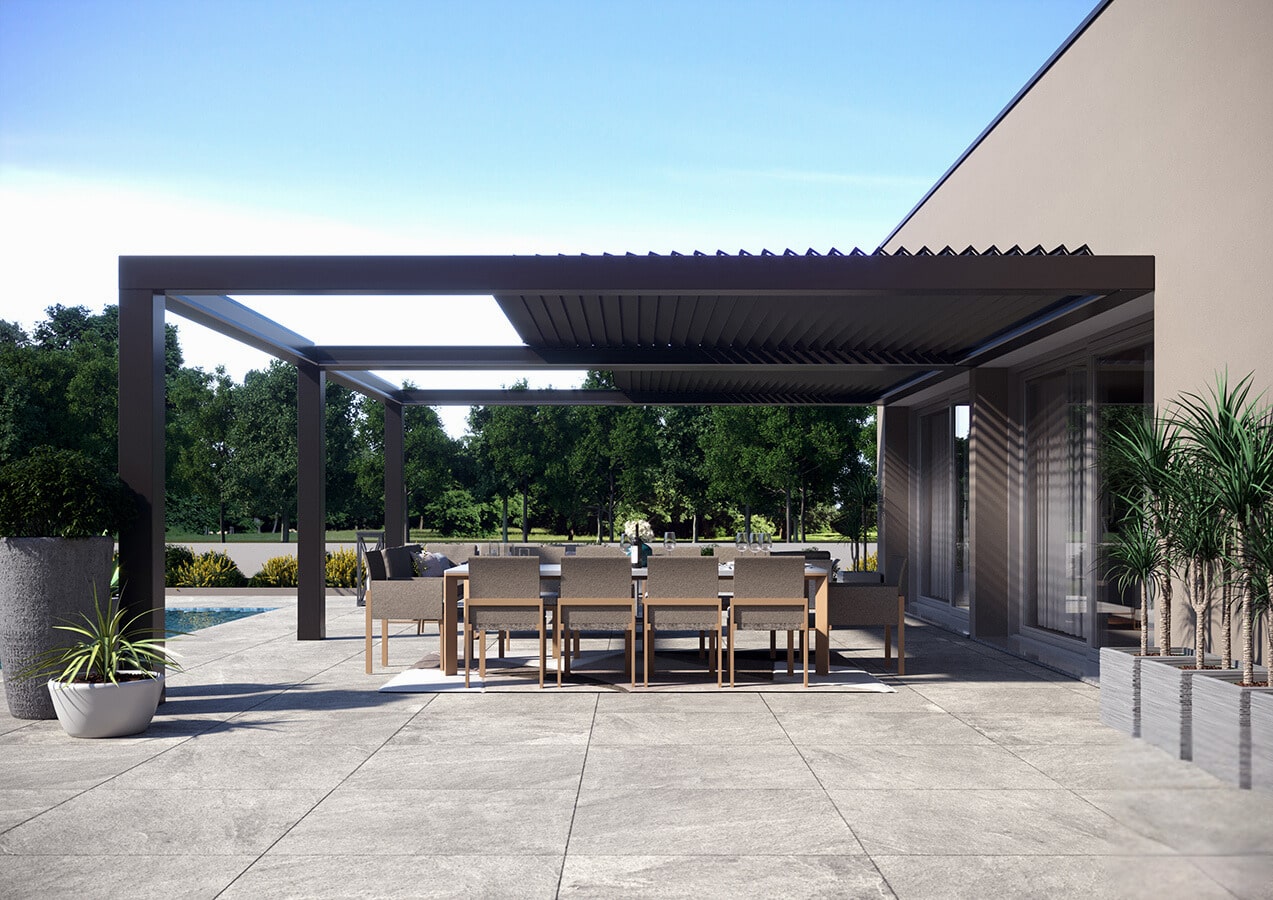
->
[384,399,406,547]
[117,289,166,635]
[877,405,912,588]
[297,361,326,639]
[968,368,1016,639]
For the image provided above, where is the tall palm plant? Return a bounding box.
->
[1104,504,1166,656]
[1167,456,1227,667]
[1102,409,1181,655]
[1174,372,1273,685]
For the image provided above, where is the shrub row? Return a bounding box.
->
[164,546,364,588]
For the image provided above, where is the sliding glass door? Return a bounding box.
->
[920,404,970,609]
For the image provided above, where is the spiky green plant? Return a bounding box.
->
[1101,409,1181,655]
[1105,506,1166,657]
[1174,371,1273,684]
[21,586,182,685]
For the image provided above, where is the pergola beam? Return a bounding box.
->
[306,344,959,370]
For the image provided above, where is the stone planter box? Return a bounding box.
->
[1139,654,1224,761]
[1248,686,1273,792]
[1099,646,1169,737]
[1190,668,1270,788]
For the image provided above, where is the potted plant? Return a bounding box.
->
[1097,410,1179,738]
[24,577,181,738]
[0,447,132,719]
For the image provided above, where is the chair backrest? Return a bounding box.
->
[646,556,719,600]
[732,556,806,600]
[364,548,388,581]
[560,556,633,600]
[889,557,909,596]
[468,556,541,600]
[571,544,627,558]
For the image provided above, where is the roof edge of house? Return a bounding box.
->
[877,0,1116,251]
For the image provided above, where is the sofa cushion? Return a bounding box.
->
[415,551,455,578]
[381,546,416,580]
[364,548,387,581]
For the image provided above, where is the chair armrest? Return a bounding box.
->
[367,577,446,620]
[825,584,902,628]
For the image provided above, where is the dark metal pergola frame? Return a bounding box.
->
[118,250,1153,640]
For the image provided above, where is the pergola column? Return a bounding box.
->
[117,289,166,635]
[877,405,911,588]
[297,361,326,639]
[968,368,1016,639]
[384,399,406,547]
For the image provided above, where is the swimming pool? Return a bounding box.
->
[166,607,277,636]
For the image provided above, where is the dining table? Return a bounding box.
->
[440,561,832,677]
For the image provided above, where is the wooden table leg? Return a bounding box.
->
[442,574,461,676]
[814,573,830,675]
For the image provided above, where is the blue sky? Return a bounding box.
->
[0,0,1095,434]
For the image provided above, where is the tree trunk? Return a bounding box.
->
[692,514,698,544]
[501,496,509,543]
[1192,561,1208,667]
[521,491,529,543]
[1139,580,1149,656]
[281,511,290,543]
[1243,567,1256,685]
[784,488,792,542]
[1159,576,1173,655]
[219,501,226,544]
[1222,562,1234,667]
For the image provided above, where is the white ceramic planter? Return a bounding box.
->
[1190,668,1269,788]
[47,673,163,738]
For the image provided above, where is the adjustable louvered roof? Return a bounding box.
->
[121,246,1153,406]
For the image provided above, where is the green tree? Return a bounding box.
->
[229,361,298,540]
[168,366,238,538]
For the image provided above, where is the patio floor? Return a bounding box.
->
[1,596,1269,899]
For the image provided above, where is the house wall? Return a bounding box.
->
[884,0,1273,406]
[882,0,1273,673]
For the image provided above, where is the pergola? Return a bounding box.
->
[117,247,1154,640]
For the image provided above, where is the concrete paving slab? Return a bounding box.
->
[801,743,1062,790]
[0,855,257,900]
[873,854,1233,900]
[1078,788,1273,855]
[346,742,588,791]
[582,743,819,791]
[773,708,994,745]
[557,855,891,899]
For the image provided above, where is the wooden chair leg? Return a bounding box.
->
[897,605,906,676]
[538,621,545,689]
[498,630,506,658]
[787,629,795,676]
[644,621,651,687]
[699,629,706,659]
[364,602,374,675]
[729,612,735,687]
[381,619,390,668]
[802,625,809,687]
[715,623,722,688]
[479,629,488,681]
[464,621,472,688]
[555,616,564,688]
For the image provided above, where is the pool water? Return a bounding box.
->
[166,607,276,636]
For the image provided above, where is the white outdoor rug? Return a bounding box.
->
[380,650,895,694]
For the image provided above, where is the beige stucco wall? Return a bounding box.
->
[885,0,1273,406]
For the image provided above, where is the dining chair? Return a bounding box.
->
[729,556,809,687]
[823,557,909,675]
[556,555,638,688]
[643,556,723,688]
[464,556,546,688]
[363,546,446,675]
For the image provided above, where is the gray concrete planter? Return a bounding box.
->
[0,536,113,719]
[1099,646,1165,737]
[1247,685,1273,792]
[1139,654,1224,761]
[1190,668,1270,788]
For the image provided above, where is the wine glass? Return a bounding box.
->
[735,531,747,554]
[761,532,772,554]
[749,532,761,553]
[664,531,676,554]
[620,534,632,555]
